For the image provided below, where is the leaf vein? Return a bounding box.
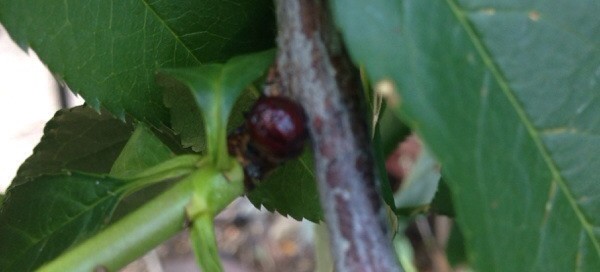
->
[446,0,600,258]
[139,0,201,64]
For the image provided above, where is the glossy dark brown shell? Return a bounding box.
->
[247,96,307,160]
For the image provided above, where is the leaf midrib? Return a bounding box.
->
[445,0,600,259]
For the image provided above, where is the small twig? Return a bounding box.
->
[273,0,402,271]
[415,216,451,272]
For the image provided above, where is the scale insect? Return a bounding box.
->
[228,95,308,189]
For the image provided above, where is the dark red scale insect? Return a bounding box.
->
[247,96,307,160]
[228,95,308,189]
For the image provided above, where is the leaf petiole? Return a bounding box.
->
[113,154,203,193]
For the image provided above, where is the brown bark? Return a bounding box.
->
[272,0,402,271]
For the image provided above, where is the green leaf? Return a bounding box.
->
[163,78,207,152]
[1,107,196,271]
[332,0,600,271]
[1,108,131,270]
[378,107,411,157]
[446,224,468,267]
[110,124,175,177]
[0,173,126,271]
[0,0,275,125]
[37,172,198,272]
[12,106,133,187]
[162,78,260,153]
[108,123,179,222]
[247,150,322,222]
[373,127,400,215]
[430,178,455,217]
[159,49,275,168]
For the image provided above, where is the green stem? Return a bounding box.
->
[38,172,197,272]
[204,116,229,170]
[184,159,243,272]
[190,215,223,272]
[122,155,204,193]
[39,159,243,272]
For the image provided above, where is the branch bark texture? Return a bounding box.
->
[273,0,402,271]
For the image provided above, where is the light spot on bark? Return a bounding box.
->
[529,11,540,21]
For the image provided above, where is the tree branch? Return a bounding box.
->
[273,0,402,271]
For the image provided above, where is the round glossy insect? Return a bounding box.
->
[228,95,308,189]
[246,96,308,161]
